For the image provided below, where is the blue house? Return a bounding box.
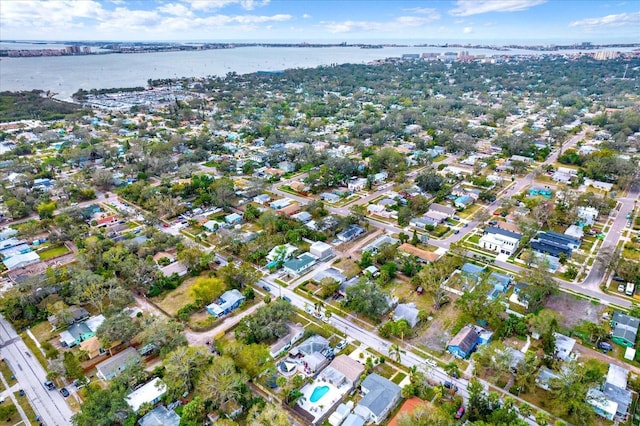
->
[460,263,486,282]
[447,325,480,359]
[487,272,512,300]
[206,289,245,318]
[454,195,474,209]
[225,213,243,224]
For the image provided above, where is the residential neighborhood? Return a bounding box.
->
[0,44,638,426]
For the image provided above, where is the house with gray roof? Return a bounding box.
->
[138,405,180,426]
[393,303,420,328]
[447,325,480,359]
[611,312,640,347]
[361,235,398,254]
[96,347,141,380]
[354,373,401,424]
[206,289,245,318]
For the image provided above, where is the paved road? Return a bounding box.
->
[0,316,73,426]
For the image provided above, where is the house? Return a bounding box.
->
[278,161,296,173]
[291,211,312,223]
[278,203,301,217]
[266,243,298,263]
[206,289,245,318]
[315,267,346,284]
[564,224,584,240]
[479,227,522,256]
[96,215,119,227]
[202,220,224,232]
[270,198,292,210]
[159,261,188,277]
[328,401,355,426]
[409,216,439,230]
[361,235,398,254]
[138,405,180,426]
[552,171,573,183]
[585,179,614,192]
[447,325,480,359]
[269,322,304,358]
[367,204,392,218]
[320,355,365,390]
[0,228,17,241]
[342,414,366,426]
[587,388,617,421]
[393,303,420,328]
[577,206,599,226]
[282,253,317,276]
[3,251,40,270]
[253,194,271,205]
[536,367,561,391]
[530,231,581,258]
[320,192,341,203]
[454,195,474,209]
[428,203,456,218]
[354,373,402,424]
[460,263,486,283]
[553,332,576,361]
[126,378,167,413]
[224,213,243,224]
[348,177,368,191]
[592,364,633,420]
[309,241,333,260]
[80,337,105,360]
[96,347,141,380]
[487,272,512,300]
[289,335,329,358]
[59,322,95,348]
[611,312,640,347]
[371,172,388,184]
[337,225,365,243]
[397,243,440,263]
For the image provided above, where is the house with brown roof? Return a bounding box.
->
[319,355,365,391]
[397,243,441,263]
[278,203,301,217]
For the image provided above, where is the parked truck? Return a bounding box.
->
[626,282,635,296]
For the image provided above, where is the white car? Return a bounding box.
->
[335,340,348,351]
[425,358,437,367]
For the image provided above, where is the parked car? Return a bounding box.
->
[598,341,613,351]
[425,358,437,367]
[262,284,271,292]
[44,381,55,390]
[59,388,70,397]
[455,405,465,419]
[18,390,24,396]
[613,276,626,282]
[282,296,291,303]
[618,284,626,292]
[443,381,458,392]
[336,340,348,351]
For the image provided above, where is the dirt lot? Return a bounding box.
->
[544,292,605,330]
[410,294,461,353]
[152,276,198,316]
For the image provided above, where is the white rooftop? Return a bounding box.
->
[125,378,166,412]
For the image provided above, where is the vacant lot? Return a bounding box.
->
[544,292,605,330]
[38,245,70,260]
[412,294,460,353]
[152,276,198,316]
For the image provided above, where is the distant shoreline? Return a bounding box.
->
[2,41,639,58]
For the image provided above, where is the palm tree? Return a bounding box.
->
[388,343,405,364]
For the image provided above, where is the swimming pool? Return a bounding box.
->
[309,385,330,403]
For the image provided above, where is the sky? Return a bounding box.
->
[1,0,638,43]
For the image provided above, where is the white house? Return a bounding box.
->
[577,206,599,226]
[266,244,298,263]
[125,378,167,412]
[309,241,333,260]
[479,227,523,256]
[348,178,368,191]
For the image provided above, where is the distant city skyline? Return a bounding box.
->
[1,0,638,44]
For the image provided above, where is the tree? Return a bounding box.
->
[388,343,405,363]
[318,277,341,299]
[63,352,84,380]
[535,411,551,425]
[520,262,558,312]
[415,169,444,193]
[71,382,132,426]
[96,312,141,348]
[218,262,260,290]
[37,200,56,219]
[343,279,390,322]
[163,346,209,398]
[246,403,290,426]
[199,355,246,408]
[234,300,294,344]
[177,246,207,272]
[181,396,206,425]
[140,317,187,357]
[529,309,561,355]
[224,342,273,380]
[68,269,115,313]
[190,277,225,307]
[549,359,604,422]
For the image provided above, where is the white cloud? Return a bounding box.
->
[569,11,640,28]
[403,7,439,15]
[1,1,104,29]
[449,0,546,16]
[157,3,194,18]
[321,12,440,34]
[302,13,311,19]
[182,0,270,12]
[463,26,473,33]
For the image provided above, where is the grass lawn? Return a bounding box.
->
[458,204,480,219]
[468,234,481,244]
[37,245,70,260]
[14,391,38,423]
[152,276,199,317]
[391,372,407,384]
[30,321,54,344]
[0,361,12,388]
[19,332,47,370]
[332,258,361,278]
[0,398,19,424]
[374,362,396,379]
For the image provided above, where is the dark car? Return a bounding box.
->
[455,405,465,419]
[60,388,70,397]
[18,390,24,397]
[282,296,292,303]
[598,341,613,351]
[613,276,626,282]
[44,381,55,390]
[443,381,458,392]
[262,284,271,292]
